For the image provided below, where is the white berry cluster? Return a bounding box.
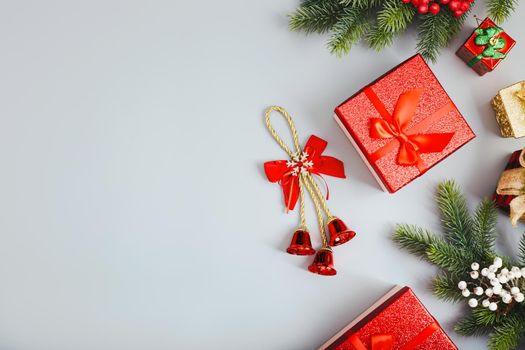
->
[458,257,525,312]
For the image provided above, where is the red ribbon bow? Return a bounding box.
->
[264,135,345,211]
[349,322,439,350]
[368,88,454,172]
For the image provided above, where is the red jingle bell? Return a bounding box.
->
[286,229,315,256]
[327,217,356,246]
[308,248,336,276]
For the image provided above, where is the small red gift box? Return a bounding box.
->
[334,54,475,193]
[456,17,516,76]
[319,286,457,350]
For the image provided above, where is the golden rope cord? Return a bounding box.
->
[264,106,330,248]
[264,106,301,158]
[301,173,329,248]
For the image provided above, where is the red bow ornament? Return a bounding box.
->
[263,106,356,276]
[368,88,454,172]
[349,322,439,350]
[264,135,345,211]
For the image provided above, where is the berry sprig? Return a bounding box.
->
[401,0,475,17]
[458,257,525,313]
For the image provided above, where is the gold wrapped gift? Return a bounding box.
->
[492,81,525,138]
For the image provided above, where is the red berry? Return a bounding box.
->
[402,0,411,3]
[411,0,420,6]
[429,3,441,14]
[449,0,460,11]
[420,0,429,4]
[454,9,464,17]
[440,0,450,3]
[460,2,470,10]
[418,4,429,13]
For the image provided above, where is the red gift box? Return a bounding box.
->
[334,54,475,193]
[456,17,516,76]
[319,286,457,350]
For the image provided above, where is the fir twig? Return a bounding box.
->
[487,0,519,24]
[488,315,525,350]
[339,0,382,8]
[433,274,463,302]
[327,7,369,56]
[392,224,440,259]
[455,315,492,336]
[368,0,415,50]
[436,180,473,249]
[289,1,344,34]
[416,11,454,62]
[427,240,472,274]
[472,198,498,260]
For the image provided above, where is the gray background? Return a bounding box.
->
[0,1,524,349]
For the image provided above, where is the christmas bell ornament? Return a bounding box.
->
[263,106,357,276]
[327,217,356,247]
[308,248,336,276]
[286,229,315,256]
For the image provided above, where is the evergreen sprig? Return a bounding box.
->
[289,0,517,62]
[393,180,525,350]
[487,0,519,24]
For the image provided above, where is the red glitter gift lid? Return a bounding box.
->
[319,286,458,350]
[334,54,475,193]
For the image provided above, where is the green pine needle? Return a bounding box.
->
[455,315,492,336]
[289,1,344,34]
[473,307,505,327]
[432,274,463,302]
[327,7,369,56]
[487,0,519,24]
[416,11,454,62]
[426,240,472,274]
[488,316,525,350]
[392,224,440,259]
[472,198,498,260]
[338,0,381,8]
[368,0,414,50]
[436,180,473,249]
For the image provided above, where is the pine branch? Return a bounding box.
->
[488,315,525,350]
[455,315,492,336]
[487,0,519,24]
[416,11,455,62]
[289,1,344,34]
[339,0,382,8]
[427,240,472,274]
[436,180,473,249]
[473,307,505,327]
[327,7,369,56]
[368,0,415,50]
[392,224,440,259]
[432,274,463,302]
[472,198,498,260]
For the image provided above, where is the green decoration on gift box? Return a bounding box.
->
[467,26,507,67]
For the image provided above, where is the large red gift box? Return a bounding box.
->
[319,286,457,350]
[456,17,516,76]
[334,54,475,193]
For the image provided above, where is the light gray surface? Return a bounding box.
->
[0,1,524,349]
